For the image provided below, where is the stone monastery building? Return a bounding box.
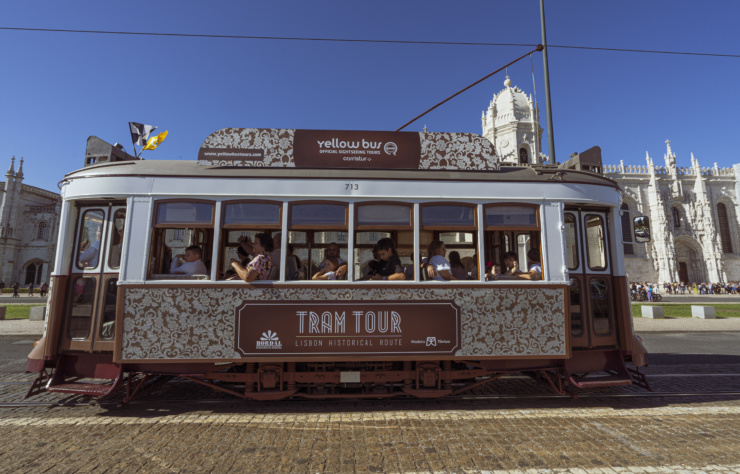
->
[0,157,61,286]
[483,77,740,284]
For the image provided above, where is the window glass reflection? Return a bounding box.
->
[585,215,607,271]
[590,277,613,336]
[68,276,96,340]
[100,278,118,340]
[422,205,475,227]
[108,209,126,269]
[291,204,346,227]
[76,210,105,270]
[224,202,280,226]
[570,278,583,338]
[156,202,213,225]
[565,213,579,270]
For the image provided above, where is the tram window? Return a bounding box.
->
[353,203,413,280]
[148,227,213,279]
[219,201,283,280]
[76,209,105,270]
[421,204,476,229]
[482,204,542,281]
[67,276,96,340]
[150,201,214,279]
[289,203,348,280]
[155,201,214,226]
[223,202,281,227]
[107,209,126,269]
[569,278,584,337]
[564,213,579,271]
[290,203,347,228]
[485,206,537,228]
[585,215,607,271]
[100,278,118,340]
[356,204,411,227]
[589,277,613,336]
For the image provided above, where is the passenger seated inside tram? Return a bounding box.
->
[448,251,469,280]
[366,238,405,281]
[78,225,102,268]
[267,232,299,280]
[486,263,502,281]
[230,233,274,282]
[424,240,457,281]
[503,251,522,276]
[170,245,208,276]
[517,248,542,281]
[317,242,348,279]
[290,245,306,280]
[360,245,380,279]
[312,258,343,280]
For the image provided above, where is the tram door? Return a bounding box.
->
[564,209,619,349]
[60,204,126,353]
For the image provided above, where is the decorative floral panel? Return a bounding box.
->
[121,285,566,361]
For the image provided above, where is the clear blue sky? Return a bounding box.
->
[1,1,738,193]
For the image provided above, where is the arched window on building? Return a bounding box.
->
[36,222,47,240]
[519,148,529,164]
[717,203,733,253]
[621,203,633,255]
[672,207,681,228]
[24,261,43,285]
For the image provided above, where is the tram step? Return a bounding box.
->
[46,353,124,397]
[48,382,117,396]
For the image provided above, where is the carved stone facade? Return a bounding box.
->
[483,78,740,284]
[0,157,61,286]
[603,146,740,284]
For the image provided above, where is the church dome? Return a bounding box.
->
[490,76,534,123]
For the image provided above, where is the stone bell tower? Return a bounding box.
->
[481,76,546,165]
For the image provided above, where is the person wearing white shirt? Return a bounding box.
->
[170,245,208,276]
[517,248,542,281]
[426,240,456,281]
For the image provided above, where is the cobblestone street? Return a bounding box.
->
[2,361,740,473]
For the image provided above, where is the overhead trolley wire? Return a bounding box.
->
[396,46,543,131]
[1,26,739,59]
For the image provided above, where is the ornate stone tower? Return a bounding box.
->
[481,76,545,164]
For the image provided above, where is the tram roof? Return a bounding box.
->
[67,158,618,188]
[73,130,618,189]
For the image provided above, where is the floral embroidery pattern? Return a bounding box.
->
[122,285,565,360]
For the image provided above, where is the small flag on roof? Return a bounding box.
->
[129,122,157,146]
[143,130,168,151]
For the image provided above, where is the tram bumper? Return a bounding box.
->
[630,334,649,367]
[25,336,47,373]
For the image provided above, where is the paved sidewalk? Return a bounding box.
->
[632,316,740,332]
[0,319,46,336]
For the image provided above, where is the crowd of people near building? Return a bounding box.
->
[630,281,740,299]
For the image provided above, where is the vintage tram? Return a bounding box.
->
[26,128,649,401]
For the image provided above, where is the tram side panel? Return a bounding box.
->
[114,283,570,365]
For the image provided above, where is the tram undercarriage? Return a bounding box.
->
[28,349,650,403]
